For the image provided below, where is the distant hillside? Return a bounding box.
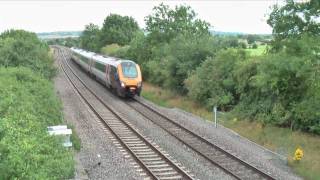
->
[37,31,82,39]
[209,29,271,36]
[211,31,245,36]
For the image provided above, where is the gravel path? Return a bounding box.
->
[53,49,142,180]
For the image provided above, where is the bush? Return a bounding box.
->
[145,34,216,93]
[186,49,247,110]
[0,30,56,79]
[0,67,74,179]
[252,43,258,49]
[100,43,122,56]
[235,52,320,133]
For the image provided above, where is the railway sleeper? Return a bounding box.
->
[135,151,155,155]
[150,167,174,172]
[126,142,145,145]
[139,157,162,161]
[158,175,182,180]
[147,164,170,168]
[137,154,159,158]
[130,146,150,150]
[132,148,152,152]
[145,161,166,165]
[155,171,179,177]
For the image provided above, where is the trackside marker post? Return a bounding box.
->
[213,106,217,128]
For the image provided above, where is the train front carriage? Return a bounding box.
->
[117,61,142,97]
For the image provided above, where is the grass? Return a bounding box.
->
[246,44,268,56]
[141,82,320,180]
[68,124,81,151]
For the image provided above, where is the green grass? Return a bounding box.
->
[246,45,268,56]
[0,67,74,179]
[141,82,320,180]
[68,124,81,151]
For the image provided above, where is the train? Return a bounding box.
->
[70,47,142,97]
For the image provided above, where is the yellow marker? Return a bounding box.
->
[293,147,304,161]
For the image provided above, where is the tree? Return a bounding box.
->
[247,34,256,44]
[0,30,55,79]
[145,3,210,45]
[100,14,139,46]
[146,34,216,93]
[80,23,100,52]
[0,29,40,43]
[252,43,258,49]
[267,0,320,43]
[185,49,247,109]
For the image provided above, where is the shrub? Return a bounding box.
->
[100,43,122,56]
[0,67,74,179]
[186,49,247,110]
[0,30,56,79]
[235,52,320,133]
[252,43,258,49]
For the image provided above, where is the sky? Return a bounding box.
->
[0,0,284,34]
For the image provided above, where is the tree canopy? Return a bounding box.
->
[80,23,100,52]
[0,29,55,79]
[100,14,139,46]
[145,3,210,44]
[267,0,320,43]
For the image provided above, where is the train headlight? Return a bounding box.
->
[121,81,126,88]
[137,81,142,87]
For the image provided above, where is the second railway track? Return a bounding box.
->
[55,46,195,180]
[126,96,276,180]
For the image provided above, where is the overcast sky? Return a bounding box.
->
[0,1,283,34]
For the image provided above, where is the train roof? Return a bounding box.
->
[70,47,136,67]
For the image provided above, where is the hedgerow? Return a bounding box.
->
[0,30,56,79]
[0,29,74,179]
[0,67,74,179]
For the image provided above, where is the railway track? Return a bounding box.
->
[126,98,276,180]
[54,46,195,180]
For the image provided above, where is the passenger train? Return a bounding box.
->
[70,47,142,97]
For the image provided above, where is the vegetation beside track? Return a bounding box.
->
[79,1,320,136]
[0,30,74,179]
[76,1,319,178]
[141,82,320,180]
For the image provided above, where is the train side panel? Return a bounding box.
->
[91,61,108,85]
[72,53,90,72]
[105,64,112,88]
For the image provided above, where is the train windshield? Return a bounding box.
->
[121,62,138,78]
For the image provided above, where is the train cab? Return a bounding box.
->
[117,61,142,97]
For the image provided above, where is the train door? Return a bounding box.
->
[105,64,110,88]
[110,66,117,89]
[89,57,94,74]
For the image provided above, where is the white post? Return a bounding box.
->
[214,106,217,128]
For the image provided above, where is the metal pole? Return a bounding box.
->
[214,106,217,128]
